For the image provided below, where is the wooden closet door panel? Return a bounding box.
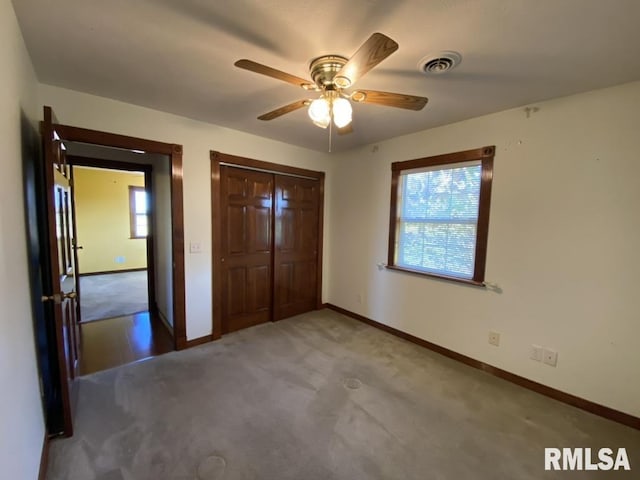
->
[274,175,319,320]
[220,166,274,333]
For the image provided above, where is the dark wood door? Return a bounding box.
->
[220,166,274,333]
[69,165,82,322]
[41,106,79,436]
[273,175,320,320]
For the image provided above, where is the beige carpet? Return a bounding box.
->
[79,270,148,322]
[47,309,639,479]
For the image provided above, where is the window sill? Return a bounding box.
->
[385,264,485,287]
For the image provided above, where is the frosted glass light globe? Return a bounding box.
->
[332,97,352,128]
[308,98,330,128]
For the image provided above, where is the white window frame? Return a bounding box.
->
[129,186,149,239]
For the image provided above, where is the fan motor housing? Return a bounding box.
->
[309,55,348,89]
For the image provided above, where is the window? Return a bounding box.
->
[388,146,495,285]
[129,186,148,238]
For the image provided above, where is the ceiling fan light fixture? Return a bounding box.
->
[236,34,427,133]
[308,97,330,128]
[332,97,352,128]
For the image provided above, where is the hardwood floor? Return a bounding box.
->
[79,312,173,375]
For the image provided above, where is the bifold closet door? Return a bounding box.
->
[273,175,320,320]
[220,166,274,333]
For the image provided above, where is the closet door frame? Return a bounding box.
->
[210,151,325,340]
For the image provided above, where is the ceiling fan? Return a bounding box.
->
[234,33,428,132]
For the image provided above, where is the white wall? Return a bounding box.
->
[0,0,45,478]
[38,84,334,340]
[328,81,640,417]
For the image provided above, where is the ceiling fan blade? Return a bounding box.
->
[333,33,399,88]
[337,124,353,135]
[235,59,316,90]
[351,90,428,111]
[257,100,310,121]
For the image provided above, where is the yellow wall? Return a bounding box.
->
[74,166,147,273]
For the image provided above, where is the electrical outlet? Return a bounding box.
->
[356,293,363,304]
[543,348,558,367]
[530,344,543,362]
[488,331,500,347]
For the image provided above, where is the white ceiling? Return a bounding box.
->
[12,0,640,152]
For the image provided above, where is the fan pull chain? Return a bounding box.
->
[328,101,334,152]
[329,119,333,152]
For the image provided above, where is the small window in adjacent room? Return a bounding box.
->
[388,146,495,285]
[129,186,148,238]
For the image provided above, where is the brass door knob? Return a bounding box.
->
[41,291,77,303]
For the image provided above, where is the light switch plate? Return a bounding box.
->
[189,242,202,254]
[530,344,543,362]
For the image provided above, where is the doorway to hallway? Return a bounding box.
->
[71,163,151,324]
[69,153,174,375]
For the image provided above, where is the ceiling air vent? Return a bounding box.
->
[418,51,462,75]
